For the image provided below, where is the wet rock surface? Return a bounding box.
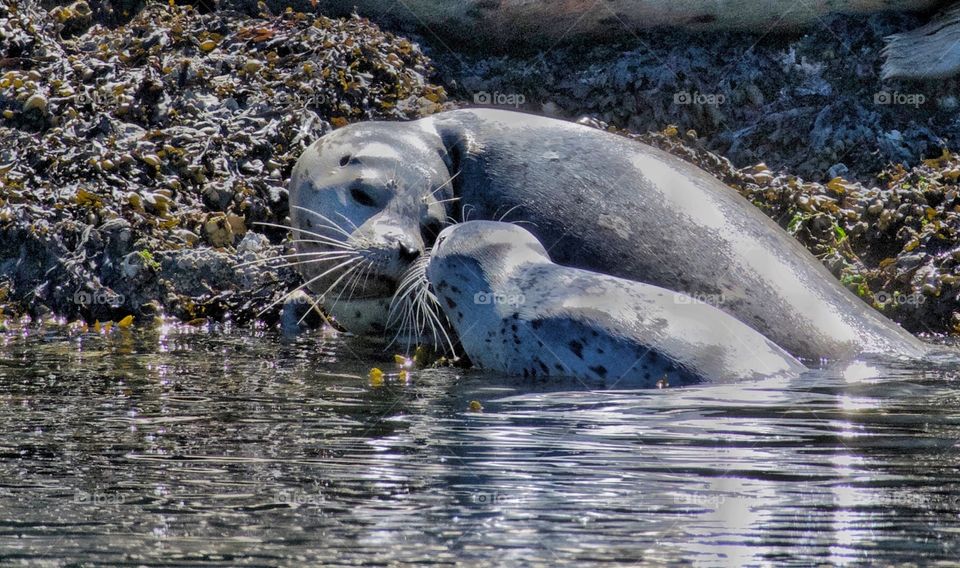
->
[2,0,960,338]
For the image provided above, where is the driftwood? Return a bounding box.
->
[317,0,960,79]
[884,4,960,79]
[317,0,946,46]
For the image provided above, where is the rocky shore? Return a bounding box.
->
[2,0,960,336]
[0,0,446,324]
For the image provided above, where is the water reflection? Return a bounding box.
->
[0,324,958,565]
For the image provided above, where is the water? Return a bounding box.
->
[1,323,960,566]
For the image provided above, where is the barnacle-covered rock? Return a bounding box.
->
[0,0,447,324]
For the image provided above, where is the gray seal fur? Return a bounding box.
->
[288,108,929,361]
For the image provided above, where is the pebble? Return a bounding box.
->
[22,93,48,114]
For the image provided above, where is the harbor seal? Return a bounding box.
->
[288,108,929,361]
[424,221,806,386]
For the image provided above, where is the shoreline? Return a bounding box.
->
[2,1,959,336]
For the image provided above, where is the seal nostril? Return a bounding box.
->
[421,220,444,245]
[351,187,376,207]
[399,244,421,263]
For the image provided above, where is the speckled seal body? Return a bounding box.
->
[289,108,929,361]
[425,221,806,386]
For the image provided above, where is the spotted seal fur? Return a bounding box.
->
[424,221,806,386]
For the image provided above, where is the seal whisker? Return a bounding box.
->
[462,204,475,222]
[292,266,357,329]
[335,212,359,232]
[497,203,524,222]
[251,222,356,251]
[307,263,364,324]
[386,258,425,346]
[385,252,454,353]
[342,258,375,304]
[294,290,333,329]
[358,262,375,299]
[248,256,357,271]
[235,251,354,269]
[385,296,417,350]
[340,257,367,300]
[496,205,542,228]
[426,170,461,200]
[317,262,363,303]
[417,281,455,354]
[256,256,362,319]
[288,237,354,251]
[291,206,354,239]
[252,221,350,244]
[302,221,355,242]
[297,260,366,326]
[289,207,355,242]
[387,283,420,331]
[389,255,428,306]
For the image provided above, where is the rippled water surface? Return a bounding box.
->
[2,324,960,566]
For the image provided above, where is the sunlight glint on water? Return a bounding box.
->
[0,324,957,565]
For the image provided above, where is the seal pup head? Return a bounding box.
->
[425,221,550,329]
[426,221,806,384]
[287,119,456,338]
[428,221,550,278]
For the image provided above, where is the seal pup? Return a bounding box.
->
[424,221,806,387]
[288,108,929,361]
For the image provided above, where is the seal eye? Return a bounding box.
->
[351,187,376,207]
[339,155,351,167]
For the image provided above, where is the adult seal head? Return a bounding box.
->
[424,221,806,386]
[287,119,452,336]
[288,108,929,361]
